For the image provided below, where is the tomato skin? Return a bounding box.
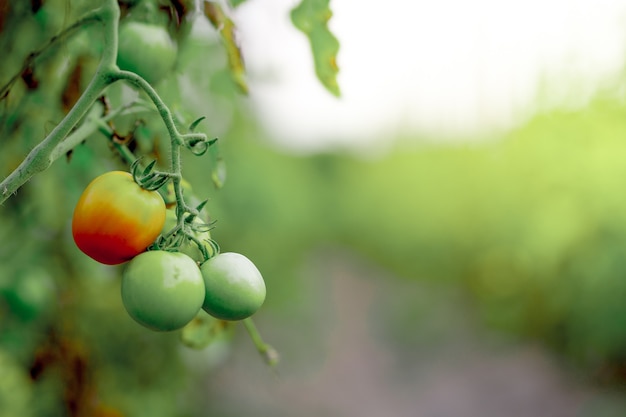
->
[72,171,166,265]
[121,251,205,331]
[200,253,266,321]
[117,21,177,84]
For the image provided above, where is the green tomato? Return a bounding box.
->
[161,209,216,262]
[200,252,266,321]
[121,251,205,331]
[117,21,177,84]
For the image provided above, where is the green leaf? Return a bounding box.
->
[291,0,340,96]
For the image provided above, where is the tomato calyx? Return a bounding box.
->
[185,231,220,262]
[131,159,171,191]
[153,206,219,262]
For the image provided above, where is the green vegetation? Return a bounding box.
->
[211,95,626,374]
[1,0,626,415]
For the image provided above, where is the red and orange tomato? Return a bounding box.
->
[72,171,166,265]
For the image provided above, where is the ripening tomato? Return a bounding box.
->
[200,252,266,321]
[121,251,205,331]
[72,171,166,265]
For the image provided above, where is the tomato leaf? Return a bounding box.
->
[204,1,248,94]
[290,0,340,96]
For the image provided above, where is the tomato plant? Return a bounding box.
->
[200,252,266,321]
[0,1,302,393]
[72,171,166,265]
[117,21,178,84]
[121,250,205,331]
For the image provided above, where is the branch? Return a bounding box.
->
[110,70,209,232]
[0,0,120,205]
[0,11,100,100]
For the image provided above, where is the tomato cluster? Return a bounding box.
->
[72,171,266,332]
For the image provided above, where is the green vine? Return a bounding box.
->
[0,0,209,218]
[0,1,119,203]
[0,0,213,270]
[110,69,213,228]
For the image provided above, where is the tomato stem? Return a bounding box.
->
[0,1,213,267]
[243,318,279,367]
[0,0,121,205]
[110,70,187,148]
[108,69,208,229]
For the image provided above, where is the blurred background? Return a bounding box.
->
[3,0,626,416]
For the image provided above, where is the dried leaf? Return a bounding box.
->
[204,1,248,94]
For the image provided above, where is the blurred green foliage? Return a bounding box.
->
[3,0,626,415]
[210,95,626,377]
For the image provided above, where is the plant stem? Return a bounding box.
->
[243,318,279,367]
[110,70,183,148]
[110,70,207,228]
[0,0,206,214]
[48,101,106,161]
[0,11,101,100]
[0,0,121,205]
